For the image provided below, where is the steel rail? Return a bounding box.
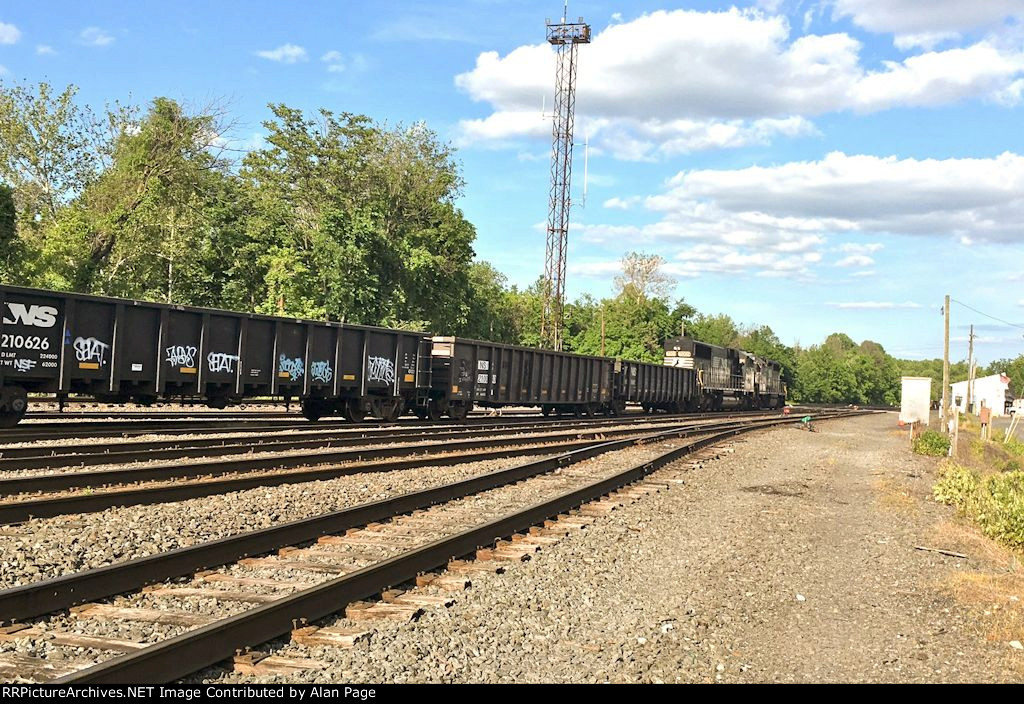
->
[0,411,771,469]
[53,413,860,684]
[0,415,840,621]
[0,421,727,495]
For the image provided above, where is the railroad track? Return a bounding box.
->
[0,411,778,469]
[1,408,677,444]
[1,407,807,445]
[0,415,784,523]
[0,410,866,683]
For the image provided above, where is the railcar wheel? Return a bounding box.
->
[0,407,25,428]
[572,405,583,418]
[0,387,28,428]
[342,398,365,422]
[380,400,402,422]
[301,399,326,422]
[207,395,229,410]
[448,402,470,421]
[427,400,444,422]
[542,405,553,417]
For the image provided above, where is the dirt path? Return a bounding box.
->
[213,413,1022,683]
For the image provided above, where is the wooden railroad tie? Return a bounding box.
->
[415,573,471,590]
[70,603,215,627]
[197,573,316,591]
[344,601,424,622]
[140,586,280,604]
[291,625,370,649]
[232,650,326,676]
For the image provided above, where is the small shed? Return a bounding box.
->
[900,376,932,426]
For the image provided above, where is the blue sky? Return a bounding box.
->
[2,1,1024,364]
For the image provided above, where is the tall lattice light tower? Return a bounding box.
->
[540,9,590,351]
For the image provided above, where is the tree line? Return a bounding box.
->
[0,81,1016,405]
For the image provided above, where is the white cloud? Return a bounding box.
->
[892,32,961,51]
[569,150,1024,282]
[257,43,308,64]
[838,242,883,253]
[321,50,345,72]
[603,196,641,210]
[653,151,1024,244]
[825,301,922,309]
[832,1,1024,38]
[835,254,874,267]
[36,44,55,55]
[454,8,1024,156]
[79,27,114,47]
[0,21,20,45]
[0,65,7,76]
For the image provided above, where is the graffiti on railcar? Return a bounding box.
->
[165,345,198,368]
[279,355,304,381]
[74,337,110,366]
[311,360,334,383]
[207,352,239,374]
[367,356,395,384]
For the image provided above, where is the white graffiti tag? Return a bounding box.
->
[310,360,333,384]
[165,345,198,368]
[74,337,109,366]
[279,355,304,381]
[13,358,36,373]
[367,356,396,385]
[207,352,240,374]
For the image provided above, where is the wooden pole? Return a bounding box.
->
[942,294,951,433]
[600,307,606,357]
[966,324,974,414]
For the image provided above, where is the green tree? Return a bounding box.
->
[0,183,18,280]
[688,313,740,347]
[239,105,476,329]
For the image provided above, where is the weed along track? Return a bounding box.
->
[0,412,862,683]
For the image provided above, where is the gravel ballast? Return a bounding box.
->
[201,413,1019,683]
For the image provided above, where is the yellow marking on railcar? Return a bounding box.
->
[78,363,99,370]
[343,374,356,381]
[180,368,197,374]
[404,374,414,383]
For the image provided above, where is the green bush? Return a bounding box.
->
[913,429,950,456]
[934,463,1024,549]
[1003,436,1024,457]
[933,463,978,507]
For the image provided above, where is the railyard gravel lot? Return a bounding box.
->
[202,412,1021,683]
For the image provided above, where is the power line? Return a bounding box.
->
[950,298,1024,332]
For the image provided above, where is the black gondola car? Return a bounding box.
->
[427,336,615,419]
[616,359,695,414]
[0,285,431,426]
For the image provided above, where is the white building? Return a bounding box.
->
[950,373,1011,417]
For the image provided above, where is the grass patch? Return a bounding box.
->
[873,476,917,514]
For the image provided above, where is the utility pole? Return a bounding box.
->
[600,306,606,357]
[966,324,975,414]
[539,5,590,351]
[942,294,951,432]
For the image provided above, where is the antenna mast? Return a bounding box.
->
[540,8,590,351]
